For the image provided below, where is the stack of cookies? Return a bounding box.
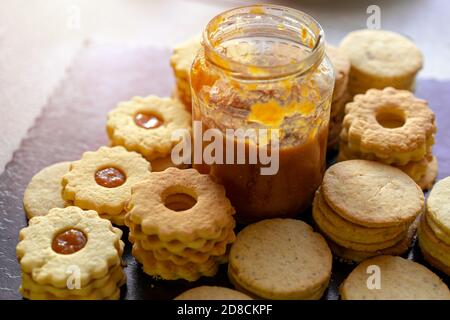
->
[339,87,437,190]
[418,177,450,276]
[326,45,350,150]
[170,35,202,111]
[340,29,423,95]
[228,219,332,300]
[125,168,236,281]
[17,207,125,300]
[313,160,424,263]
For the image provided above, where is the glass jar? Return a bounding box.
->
[190,5,335,223]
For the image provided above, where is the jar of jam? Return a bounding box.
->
[190,5,334,223]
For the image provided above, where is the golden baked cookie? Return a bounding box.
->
[340,255,450,300]
[170,35,202,110]
[62,146,151,225]
[228,219,332,300]
[340,29,423,95]
[23,162,71,219]
[340,87,436,165]
[418,215,450,269]
[326,45,350,102]
[425,213,450,246]
[322,160,424,227]
[426,177,450,234]
[417,156,438,190]
[107,95,192,162]
[313,190,408,248]
[16,206,125,300]
[174,286,252,300]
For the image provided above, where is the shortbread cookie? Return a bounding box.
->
[426,177,450,234]
[340,88,436,165]
[340,255,450,300]
[322,160,424,227]
[125,168,235,242]
[170,35,202,109]
[326,45,350,102]
[107,95,192,161]
[313,191,408,249]
[228,219,332,300]
[325,218,418,263]
[425,213,450,246]
[62,146,151,223]
[23,162,71,219]
[417,156,438,190]
[418,215,450,269]
[340,29,423,95]
[17,207,125,299]
[175,286,252,300]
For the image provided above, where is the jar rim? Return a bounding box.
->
[203,4,326,79]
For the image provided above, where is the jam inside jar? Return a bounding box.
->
[190,5,335,223]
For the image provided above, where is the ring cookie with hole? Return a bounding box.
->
[170,35,202,111]
[125,167,236,281]
[339,29,423,95]
[418,177,450,275]
[107,95,192,172]
[338,87,437,190]
[23,161,71,219]
[313,160,424,263]
[228,219,332,300]
[62,146,152,225]
[340,255,450,300]
[16,206,126,300]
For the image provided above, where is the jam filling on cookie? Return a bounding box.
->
[95,167,126,188]
[52,229,87,254]
[134,112,163,129]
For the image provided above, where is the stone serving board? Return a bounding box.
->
[0,44,449,300]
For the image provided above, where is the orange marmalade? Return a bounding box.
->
[190,5,335,223]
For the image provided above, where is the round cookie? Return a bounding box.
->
[417,156,438,190]
[426,177,450,234]
[23,162,71,219]
[322,160,424,228]
[62,146,152,225]
[228,219,332,300]
[340,255,450,300]
[107,95,192,161]
[175,286,252,300]
[340,29,423,95]
[326,45,350,102]
[340,87,436,165]
[418,215,450,267]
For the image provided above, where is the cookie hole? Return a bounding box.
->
[52,228,87,255]
[95,167,126,188]
[134,112,163,129]
[162,186,198,212]
[376,108,406,129]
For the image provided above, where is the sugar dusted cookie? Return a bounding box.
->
[340,255,450,300]
[23,161,71,219]
[340,29,423,95]
[228,219,332,300]
[62,146,152,225]
[16,206,125,300]
[107,95,191,164]
[175,286,252,300]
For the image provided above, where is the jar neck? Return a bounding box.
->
[203,5,325,80]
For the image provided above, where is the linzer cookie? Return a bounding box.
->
[418,177,450,275]
[338,87,437,189]
[23,161,71,219]
[170,35,202,110]
[340,29,423,95]
[340,256,450,300]
[125,167,236,281]
[175,286,252,300]
[107,95,191,171]
[228,219,332,300]
[313,160,424,262]
[62,146,152,225]
[16,207,125,300]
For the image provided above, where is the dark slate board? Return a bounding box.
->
[0,44,449,300]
